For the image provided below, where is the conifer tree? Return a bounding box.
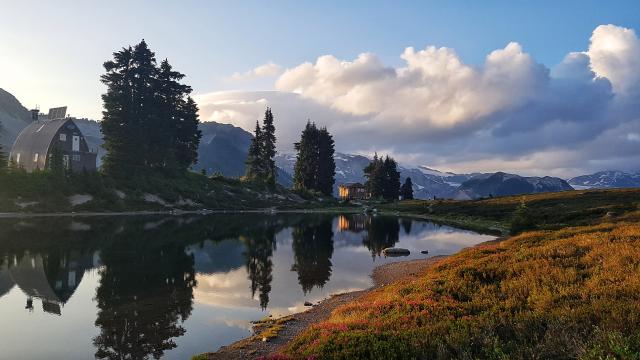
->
[364,154,384,198]
[245,120,264,180]
[101,40,201,178]
[364,154,401,201]
[261,108,277,185]
[316,127,336,196]
[293,121,319,191]
[383,156,401,201]
[401,177,414,200]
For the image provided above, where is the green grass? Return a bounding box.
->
[383,188,640,234]
[0,169,337,212]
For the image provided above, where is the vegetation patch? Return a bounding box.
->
[270,190,640,359]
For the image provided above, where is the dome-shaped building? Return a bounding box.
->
[9,107,97,172]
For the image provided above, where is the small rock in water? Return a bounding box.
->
[382,247,410,256]
[421,250,429,254]
[304,301,313,307]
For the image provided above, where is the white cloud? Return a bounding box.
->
[230,62,283,81]
[588,24,640,96]
[276,42,547,129]
[196,24,640,176]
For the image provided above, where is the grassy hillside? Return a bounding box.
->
[0,170,331,213]
[384,189,640,234]
[276,189,640,359]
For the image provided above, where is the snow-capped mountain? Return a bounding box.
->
[568,171,640,189]
[454,172,574,200]
[276,153,461,199]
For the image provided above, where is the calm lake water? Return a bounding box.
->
[0,213,494,359]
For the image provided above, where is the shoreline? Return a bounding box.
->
[200,256,448,360]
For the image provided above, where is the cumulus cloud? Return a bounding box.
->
[230,62,283,81]
[197,24,640,177]
[588,24,640,96]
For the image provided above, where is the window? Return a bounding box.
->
[15,153,20,164]
[63,155,70,169]
[72,135,80,151]
[72,154,81,162]
[59,133,67,141]
[33,153,39,163]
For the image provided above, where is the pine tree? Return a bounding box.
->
[364,154,401,201]
[401,177,414,200]
[101,40,200,178]
[364,153,384,198]
[316,127,335,196]
[174,96,201,171]
[293,121,320,191]
[383,156,401,201]
[245,120,264,180]
[261,108,277,185]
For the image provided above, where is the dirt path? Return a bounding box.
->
[202,256,445,360]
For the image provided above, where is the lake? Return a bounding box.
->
[0,213,494,359]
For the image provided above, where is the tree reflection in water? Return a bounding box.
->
[361,216,401,258]
[92,222,196,360]
[242,220,277,310]
[0,214,408,359]
[291,217,334,294]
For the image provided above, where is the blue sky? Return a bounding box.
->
[1,1,640,175]
[1,0,638,117]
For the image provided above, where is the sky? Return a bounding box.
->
[1,0,640,176]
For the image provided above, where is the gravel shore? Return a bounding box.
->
[203,256,446,360]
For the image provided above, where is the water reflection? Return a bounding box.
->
[291,216,334,294]
[0,214,494,359]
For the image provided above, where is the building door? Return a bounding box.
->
[72,135,80,151]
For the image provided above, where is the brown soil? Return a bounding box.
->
[201,256,445,360]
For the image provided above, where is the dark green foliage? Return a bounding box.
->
[48,146,66,180]
[245,120,264,180]
[261,108,277,185]
[316,127,336,196]
[401,177,414,200]
[292,121,336,195]
[100,40,201,178]
[294,121,319,191]
[244,108,277,186]
[510,198,534,234]
[364,154,401,201]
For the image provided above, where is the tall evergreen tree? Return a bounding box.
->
[261,108,277,185]
[383,156,401,201]
[293,121,320,191]
[245,120,264,180]
[101,40,201,178]
[364,154,401,201]
[316,127,336,196]
[364,153,384,198]
[401,177,414,200]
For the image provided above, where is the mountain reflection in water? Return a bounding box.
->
[0,214,494,359]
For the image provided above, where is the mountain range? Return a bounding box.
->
[568,171,640,189]
[0,88,636,198]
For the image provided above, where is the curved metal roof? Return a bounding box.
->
[9,118,73,171]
